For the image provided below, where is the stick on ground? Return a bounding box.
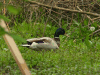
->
[0,19,31,75]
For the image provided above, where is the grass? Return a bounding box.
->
[0,22,100,75]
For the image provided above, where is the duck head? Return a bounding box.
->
[54,28,65,37]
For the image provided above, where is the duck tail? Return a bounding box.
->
[21,44,30,47]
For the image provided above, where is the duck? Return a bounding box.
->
[21,28,65,50]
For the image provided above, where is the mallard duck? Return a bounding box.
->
[21,28,65,50]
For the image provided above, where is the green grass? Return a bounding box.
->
[0,22,100,75]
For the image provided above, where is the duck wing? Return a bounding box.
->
[22,37,59,50]
[29,37,59,50]
[27,37,52,44]
[21,37,47,47]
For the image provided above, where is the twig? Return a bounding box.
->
[49,16,59,24]
[0,19,31,75]
[92,17,100,21]
[69,13,74,27]
[34,7,48,25]
[42,6,52,37]
[3,0,10,31]
[77,6,92,21]
[29,11,33,22]
[44,7,67,18]
[28,0,100,17]
[3,0,5,15]
[90,29,100,37]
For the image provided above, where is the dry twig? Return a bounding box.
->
[77,6,92,21]
[28,0,100,17]
[90,29,100,37]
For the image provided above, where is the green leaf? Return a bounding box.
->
[62,19,65,25]
[7,5,19,15]
[24,0,28,1]
[8,33,26,43]
[0,26,26,43]
[0,26,7,36]
[92,22,97,28]
[96,42,100,49]
[85,36,91,48]
[0,15,11,22]
[84,19,88,25]
[98,0,100,2]
[73,20,80,26]
[0,2,3,9]
[77,13,80,22]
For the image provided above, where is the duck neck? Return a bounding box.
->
[54,32,60,46]
[54,37,60,47]
[54,33,59,37]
